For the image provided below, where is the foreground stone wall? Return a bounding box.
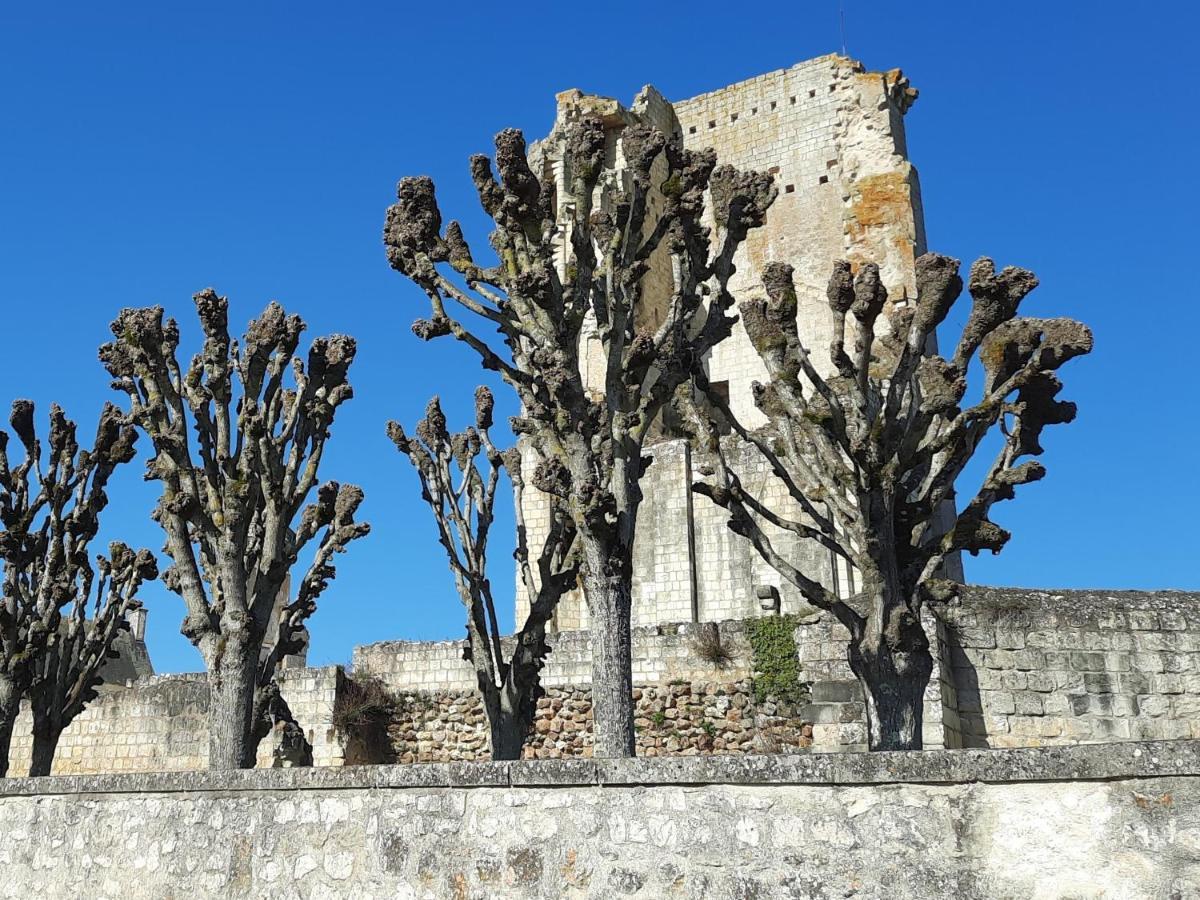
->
[1,741,1197,899]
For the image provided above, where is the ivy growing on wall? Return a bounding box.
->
[746,615,806,706]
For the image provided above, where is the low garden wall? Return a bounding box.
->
[0,741,1197,898]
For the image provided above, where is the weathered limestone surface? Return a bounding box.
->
[3,666,344,776]
[1,741,1198,898]
[942,587,1200,748]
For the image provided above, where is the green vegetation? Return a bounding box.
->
[746,614,806,705]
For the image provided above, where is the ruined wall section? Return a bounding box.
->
[673,54,921,428]
[3,666,345,777]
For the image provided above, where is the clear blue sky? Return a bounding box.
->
[2,2,1195,673]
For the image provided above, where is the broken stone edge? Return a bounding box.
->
[1,740,1197,797]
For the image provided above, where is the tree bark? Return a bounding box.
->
[207,637,261,770]
[28,716,61,777]
[848,601,933,751]
[0,676,20,778]
[582,554,636,759]
[484,688,528,762]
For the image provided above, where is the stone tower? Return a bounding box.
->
[516,54,936,631]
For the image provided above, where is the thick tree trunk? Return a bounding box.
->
[848,602,933,751]
[207,637,261,769]
[28,717,61,777]
[581,560,636,759]
[485,689,529,761]
[0,676,20,778]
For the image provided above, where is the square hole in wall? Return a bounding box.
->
[784,184,795,193]
[818,175,829,184]
[789,96,796,104]
[730,113,738,123]
[808,89,816,98]
[751,107,758,115]
[689,125,697,134]
[829,84,836,92]
[708,120,716,129]
[770,100,777,110]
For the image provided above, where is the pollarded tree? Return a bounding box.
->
[0,400,147,776]
[100,292,370,769]
[686,254,1092,750]
[389,387,579,759]
[27,541,157,775]
[383,119,775,756]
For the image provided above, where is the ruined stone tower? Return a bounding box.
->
[517,53,933,630]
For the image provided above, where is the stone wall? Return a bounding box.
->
[8,588,1199,775]
[353,619,760,693]
[784,587,1200,752]
[941,587,1200,748]
[6,674,209,777]
[4,666,345,777]
[357,620,813,762]
[382,681,811,763]
[1,741,1197,898]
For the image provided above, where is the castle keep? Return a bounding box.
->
[518,54,945,631]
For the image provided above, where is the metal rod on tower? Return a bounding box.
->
[839,0,848,56]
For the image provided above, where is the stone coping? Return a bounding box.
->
[1,740,1197,798]
[955,584,1200,609]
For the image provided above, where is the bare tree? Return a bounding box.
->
[383,118,775,756]
[99,291,370,769]
[0,400,145,776]
[389,387,579,759]
[686,254,1092,749]
[26,541,156,775]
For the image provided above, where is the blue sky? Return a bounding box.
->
[1,2,1195,673]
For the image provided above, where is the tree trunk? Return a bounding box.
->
[848,603,933,751]
[485,688,529,762]
[207,637,261,769]
[28,717,61,777]
[0,676,20,778]
[581,558,636,759]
